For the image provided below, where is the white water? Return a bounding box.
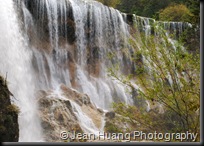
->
[69,0,133,110]
[0,0,43,141]
[70,101,100,135]
[76,66,133,110]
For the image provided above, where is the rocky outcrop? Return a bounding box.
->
[37,84,104,142]
[38,93,82,142]
[0,76,19,142]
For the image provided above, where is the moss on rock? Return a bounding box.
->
[0,76,19,142]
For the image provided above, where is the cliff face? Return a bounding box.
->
[0,76,19,142]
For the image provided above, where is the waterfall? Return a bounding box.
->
[0,0,43,141]
[19,0,134,110]
[0,0,191,142]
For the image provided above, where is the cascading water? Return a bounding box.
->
[19,0,134,110]
[70,101,99,135]
[0,0,191,142]
[0,0,43,141]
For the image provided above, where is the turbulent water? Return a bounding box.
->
[0,0,190,142]
[0,0,43,141]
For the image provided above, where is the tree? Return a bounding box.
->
[116,0,188,19]
[159,4,193,22]
[185,0,200,25]
[95,0,121,8]
[108,24,200,141]
[179,0,200,53]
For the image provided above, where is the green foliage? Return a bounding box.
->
[117,0,170,18]
[159,4,193,22]
[96,0,199,23]
[178,1,200,54]
[95,0,199,24]
[97,0,200,24]
[185,0,200,25]
[95,0,121,8]
[113,102,182,134]
[116,0,194,20]
[179,26,200,54]
[105,121,123,133]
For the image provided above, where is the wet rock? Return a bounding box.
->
[0,76,19,142]
[37,84,104,142]
[66,19,76,44]
[38,94,83,142]
[105,111,115,119]
[126,14,134,25]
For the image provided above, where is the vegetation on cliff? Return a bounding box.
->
[108,21,200,141]
[0,76,19,142]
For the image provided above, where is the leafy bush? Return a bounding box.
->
[95,0,121,8]
[159,4,193,22]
